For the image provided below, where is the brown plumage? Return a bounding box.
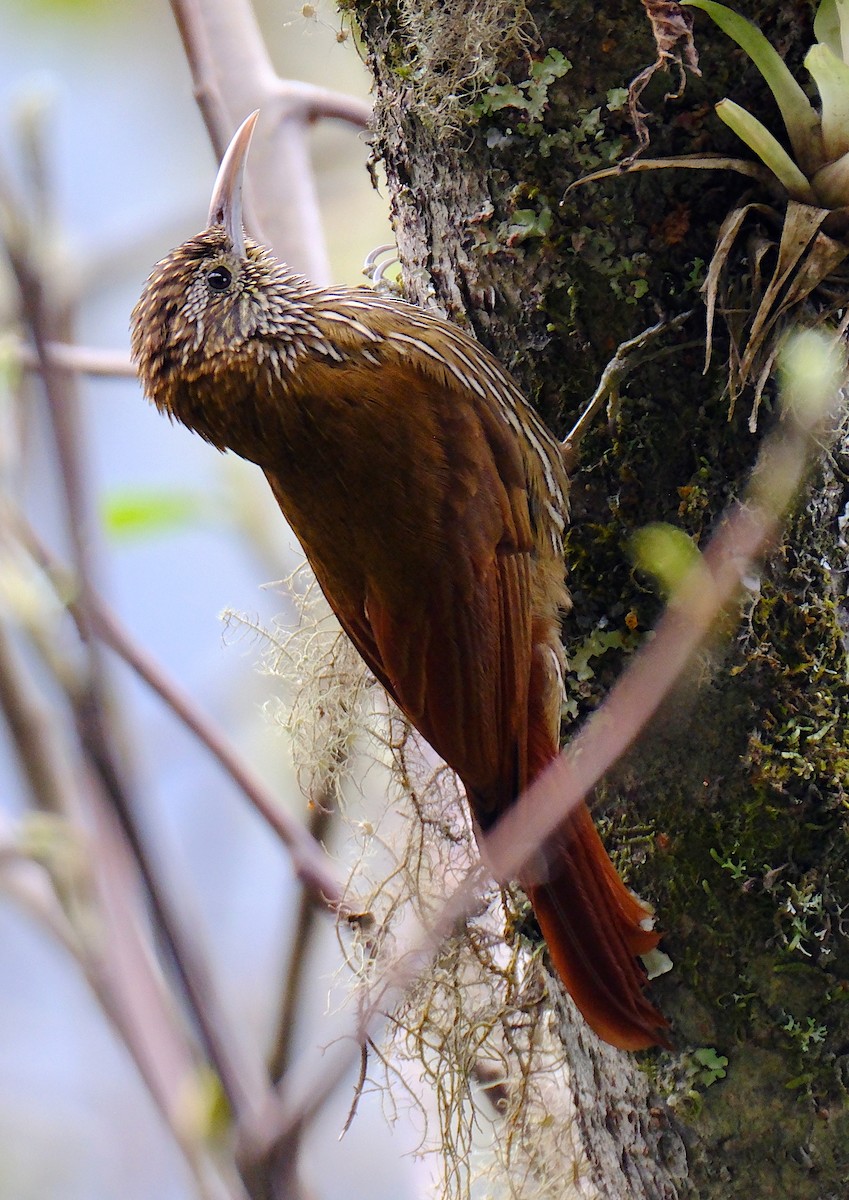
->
[130,113,667,1050]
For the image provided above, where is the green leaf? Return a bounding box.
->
[814,0,849,62]
[683,0,823,173]
[0,335,23,392]
[525,49,572,121]
[568,628,630,683]
[102,489,203,540]
[606,86,629,111]
[812,146,849,204]
[715,100,817,203]
[529,47,571,86]
[476,83,527,114]
[805,42,849,158]
[473,49,570,120]
[814,0,842,56]
[507,205,553,241]
[692,1046,729,1085]
[693,1046,727,1069]
[631,523,703,597]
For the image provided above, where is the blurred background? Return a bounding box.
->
[0,2,429,1197]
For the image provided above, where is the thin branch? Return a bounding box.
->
[12,338,136,377]
[1,154,268,1130]
[81,777,250,1200]
[0,814,242,1200]
[169,0,235,163]
[561,310,697,466]
[17,518,349,919]
[267,775,339,1084]
[168,0,371,280]
[0,614,75,815]
[276,80,372,129]
[91,590,351,915]
[169,0,369,161]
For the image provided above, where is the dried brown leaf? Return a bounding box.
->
[739,203,831,379]
[628,0,701,152]
[703,203,773,371]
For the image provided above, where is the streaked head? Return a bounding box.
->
[130,112,312,446]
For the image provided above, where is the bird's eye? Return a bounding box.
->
[206,265,233,292]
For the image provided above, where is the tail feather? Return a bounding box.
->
[524,802,669,1051]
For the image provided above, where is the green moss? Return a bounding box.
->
[549,311,849,1111]
[633,523,849,1108]
[470,47,572,123]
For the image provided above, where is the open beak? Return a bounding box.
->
[207,110,260,257]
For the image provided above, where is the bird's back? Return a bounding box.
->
[255,291,570,819]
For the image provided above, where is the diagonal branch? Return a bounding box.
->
[236,333,842,1169]
[16,520,349,918]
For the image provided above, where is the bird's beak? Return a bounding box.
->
[207,110,260,258]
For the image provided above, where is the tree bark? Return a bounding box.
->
[353,0,849,1196]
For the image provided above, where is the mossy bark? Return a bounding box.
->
[352,1,849,1196]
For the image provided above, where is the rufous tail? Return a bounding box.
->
[523,801,669,1050]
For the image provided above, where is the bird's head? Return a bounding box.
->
[130,112,315,454]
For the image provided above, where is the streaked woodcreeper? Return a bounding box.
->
[131,112,667,1050]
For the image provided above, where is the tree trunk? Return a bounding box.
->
[354,0,849,1195]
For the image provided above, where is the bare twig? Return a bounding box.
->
[561,309,697,466]
[90,588,350,915]
[17,520,349,918]
[0,812,243,1200]
[11,337,135,377]
[1,143,269,1131]
[169,0,235,163]
[0,614,75,815]
[1,134,242,1195]
[267,780,338,1084]
[169,0,371,280]
[81,779,250,1200]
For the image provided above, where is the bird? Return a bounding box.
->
[131,111,667,1050]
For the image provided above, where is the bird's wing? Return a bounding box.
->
[350,391,537,825]
[265,362,541,824]
[342,530,533,826]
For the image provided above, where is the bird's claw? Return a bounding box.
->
[362,243,401,292]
